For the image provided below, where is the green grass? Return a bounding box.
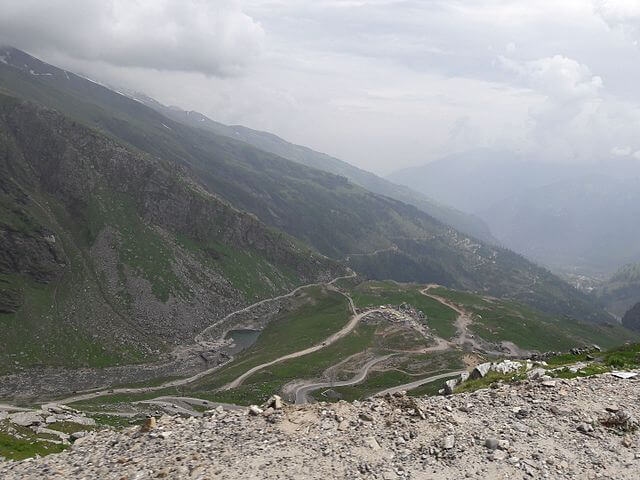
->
[551,365,610,379]
[185,286,353,392]
[89,414,144,429]
[177,233,298,301]
[320,369,415,402]
[349,281,458,339]
[408,373,460,397]
[47,421,97,435]
[87,191,189,302]
[603,343,640,369]
[201,323,377,405]
[431,287,639,351]
[546,352,593,367]
[324,351,464,401]
[454,369,527,393]
[0,432,67,461]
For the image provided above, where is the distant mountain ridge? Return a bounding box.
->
[387,149,640,275]
[133,94,497,245]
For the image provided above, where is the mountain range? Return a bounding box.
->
[0,47,619,376]
[388,149,640,276]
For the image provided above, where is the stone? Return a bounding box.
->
[489,450,507,461]
[577,423,593,434]
[443,379,458,395]
[622,435,633,448]
[441,435,455,450]
[364,436,381,450]
[527,368,546,380]
[471,363,491,380]
[541,380,557,388]
[485,438,499,450]
[140,417,157,432]
[248,405,264,416]
[359,413,374,422]
[498,440,510,450]
[66,415,96,426]
[71,431,88,441]
[611,371,638,379]
[267,395,284,410]
[492,360,521,375]
[8,411,43,427]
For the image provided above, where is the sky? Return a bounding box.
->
[1,0,640,174]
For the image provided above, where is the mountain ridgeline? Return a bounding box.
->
[0,47,620,374]
[387,149,640,276]
[134,94,497,245]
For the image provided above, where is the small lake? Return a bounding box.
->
[224,329,261,355]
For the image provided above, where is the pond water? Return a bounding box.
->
[224,329,261,355]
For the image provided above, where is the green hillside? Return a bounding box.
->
[0,94,341,374]
[0,47,613,327]
[137,94,497,244]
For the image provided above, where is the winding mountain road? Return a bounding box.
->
[196,271,357,343]
[373,370,467,397]
[293,355,394,404]
[47,276,486,410]
[221,300,381,390]
[53,272,358,405]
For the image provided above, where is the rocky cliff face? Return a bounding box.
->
[623,303,640,332]
[0,95,343,373]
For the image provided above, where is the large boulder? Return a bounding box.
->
[443,379,458,395]
[470,362,491,380]
[491,360,521,375]
[8,411,44,427]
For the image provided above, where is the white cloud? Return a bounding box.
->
[612,146,632,156]
[0,0,264,75]
[499,54,640,163]
[500,55,603,101]
[1,0,640,172]
[595,0,640,46]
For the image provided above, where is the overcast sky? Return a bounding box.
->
[1,0,640,174]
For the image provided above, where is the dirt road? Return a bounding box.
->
[293,355,393,404]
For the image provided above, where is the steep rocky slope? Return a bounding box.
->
[0,94,341,374]
[623,303,640,332]
[0,47,613,325]
[135,94,497,244]
[2,372,639,479]
[599,264,640,319]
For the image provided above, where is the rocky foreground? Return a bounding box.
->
[2,372,640,479]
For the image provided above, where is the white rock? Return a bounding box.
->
[444,379,458,395]
[471,363,492,379]
[527,368,546,380]
[442,435,455,450]
[249,405,264,416]
[611,371,638,379]
[8,411,43,427]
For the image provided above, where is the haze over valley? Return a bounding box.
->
[1,1,640,477]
